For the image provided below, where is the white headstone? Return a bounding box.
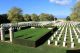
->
[54,34,56,37]
[31,27,35,29]
[78,38,80,43]
[55,41,58,46]
[64,37,66,42]
[0,24,5,41]
[51,36,54,40]
[17,27,21,30]
[57,37,60,41]
[63,41,66,47]
[48,40,50,45]
[48,28,52,30]
[76,35,78,39]
[71,38,73,42]
[9,24,13,42]
[71,42,74,48]
[59,34,61,38]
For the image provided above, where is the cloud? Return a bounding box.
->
[77,0,80,2]
[49,0,72,5]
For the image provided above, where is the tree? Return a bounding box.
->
[66,16,70,21]
[7,7,24,23]
[70,13,78,21]
[0,14,10,24]
[49,14,54,21]
[70,1,80,21]
[39,13,54,21]
[54,17,57,21]
[31,14,39,21]
[23,14,32,21]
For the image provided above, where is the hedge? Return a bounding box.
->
[13,27,58,47]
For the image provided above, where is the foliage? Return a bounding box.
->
[23,14,32,21]
[0,7,56,23]
[7,7,24,23]
[39,13,54,21]
[0,14,10,24]
[31,14,39,21]
[70,1,80,21]
[54,17,57,20]
[66,16,70,21]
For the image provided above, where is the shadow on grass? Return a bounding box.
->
[24,36,34,39]
[5,37,10,41]
[15,35,24,38]
[20,26,31,30]
[66,49,80,53]
[35,27,58,47]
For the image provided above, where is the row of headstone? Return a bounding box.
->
[57,26,65,41]
[55,25,66,47]
[62,24,68,47]
[55,21,66,26]
[48,25,65,46]
[71,24,80,44]
[3,21,54,28]
[69,24,75,48]
[48,21,80,48]
[76,28,80,43]
[73,26,78,39]
[53,27,62,37]
[48,22,76,48]
[48,26,63,45]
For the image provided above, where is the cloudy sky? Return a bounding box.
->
[0,0,79,18]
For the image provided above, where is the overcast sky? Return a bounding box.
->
[0,0,79,18]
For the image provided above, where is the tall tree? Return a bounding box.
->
[70,1,80,21]
[31,14,39,21]
[7,7,23,23]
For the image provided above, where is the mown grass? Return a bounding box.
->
[0,41,69,53]
[6,28,51,41]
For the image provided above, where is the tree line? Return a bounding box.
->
[66,1,80,21]
[0,7,57,24]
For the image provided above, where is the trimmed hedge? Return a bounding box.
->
[13,27,58,47]
[13,38,35,47]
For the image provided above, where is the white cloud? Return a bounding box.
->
[49,0,72,5]
[77,0,80,2]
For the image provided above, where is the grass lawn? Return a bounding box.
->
[0,41,69,53]
[6,28,51,41]
[14,28,51,41]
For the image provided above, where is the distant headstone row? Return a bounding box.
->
[1,21,55,28]
[48,21,80,48]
